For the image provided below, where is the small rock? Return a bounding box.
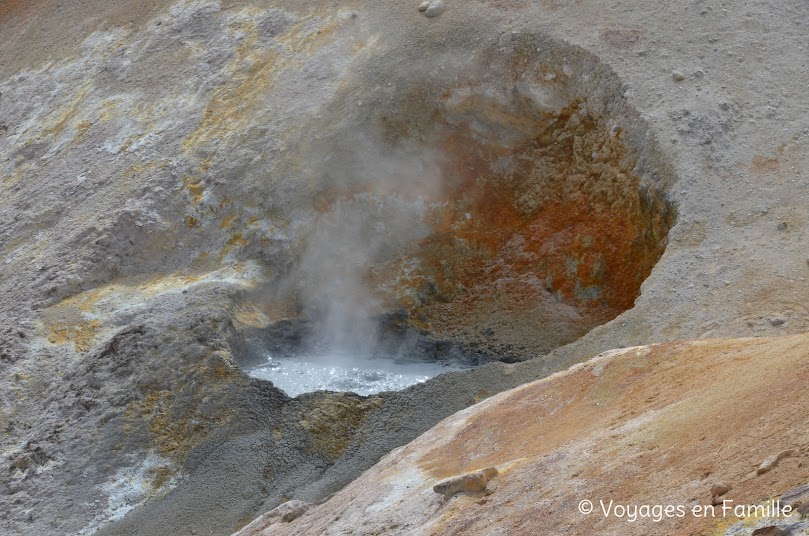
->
[777,221,788,231]
[757,450,793,475]
[433,467,498,498]
[781,483,809,506]
[280,504,308,523]
[424,0,444,17]
[672,71,686,81]
[751,527,787,536]
[271,500,310,523]
[798,501,809,518]
[711,482,731,497]
[770,317,785,327]
[235,500,311,533]
[418,1,430,11]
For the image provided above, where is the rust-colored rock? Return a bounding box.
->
[367,90,674,359]
[233,334,809,536]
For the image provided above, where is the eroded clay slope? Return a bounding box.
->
[237,335,809,536]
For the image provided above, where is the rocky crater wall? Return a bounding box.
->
[1,0,808,535]
[233,32,676,367]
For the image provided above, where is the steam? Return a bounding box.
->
[291,135,443,358]
[296,195,391,355]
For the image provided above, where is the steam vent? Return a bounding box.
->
[3,1,809,536]
[235,34,676,395]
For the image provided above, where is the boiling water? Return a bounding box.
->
[246,352,466,397]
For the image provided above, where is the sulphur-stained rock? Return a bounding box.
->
[3,0,809,534]
[757,450,793,475]
[433,467,498,498]
[237,337,809,536]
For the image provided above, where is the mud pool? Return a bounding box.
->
[245,352,468,396]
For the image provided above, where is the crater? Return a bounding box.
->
[235,33,676,396]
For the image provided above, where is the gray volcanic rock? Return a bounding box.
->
[0,0,808,535]
[423,1,444,18]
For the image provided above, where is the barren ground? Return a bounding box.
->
[1,1,808,535]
